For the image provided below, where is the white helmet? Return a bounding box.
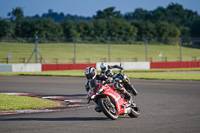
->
[100,63,107,72]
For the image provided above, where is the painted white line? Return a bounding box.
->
[42,96,65,99]
[0,92,30,95]
[64,99,84,102]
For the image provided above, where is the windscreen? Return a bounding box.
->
[89,79,98,90]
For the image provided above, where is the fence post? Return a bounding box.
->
[40,58,43,63]
[6,57,9,64]
[162,57,167,62]
[145,37,148,61]
[117,58,122,62]
[148,57,152,62]
[192,56,197,61]
[23,58,26,63]
[19,58,26,63]
[86,58,91,63]
[132,57,138,62]
[108,37,111,62]
[101,58,107,62]
[74,38,76,64]
[35,36,38,63]
[179,37,182,62]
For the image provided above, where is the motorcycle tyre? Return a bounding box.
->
[98,98,118,120]
[124,83,138,96]
[128,106,140,118]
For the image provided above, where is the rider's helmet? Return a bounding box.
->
[85,66,97,80]
[100,63,107,73]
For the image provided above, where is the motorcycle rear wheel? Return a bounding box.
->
[98,98,118,120]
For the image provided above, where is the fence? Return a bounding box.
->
[0,37,199,64]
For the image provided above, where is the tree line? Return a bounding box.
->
[0,3,200,45]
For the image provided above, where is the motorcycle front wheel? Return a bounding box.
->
[98,98,118,120]
[124,83,138,96]
[128,106,140,118]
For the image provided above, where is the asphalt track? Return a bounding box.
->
[0,76,200,133]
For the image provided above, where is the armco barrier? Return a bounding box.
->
[96,62,150,70]
[42,63,96,71]
[12,64,41,72]
[0,64,41,72]
[1,62,199,72]
[0,64,12,72]
[150,61,200,69]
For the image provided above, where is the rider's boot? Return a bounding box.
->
[117,83,133,106]
[124,91,133,106]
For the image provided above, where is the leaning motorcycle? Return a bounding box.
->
[87,79,140,120]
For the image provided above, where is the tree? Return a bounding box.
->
[132,20,156,40]
[155,21,181,44]
[35,18,64,39]
[94,7,122,19]
[61,20,79,38]
[93,19,107,38]
[106,18,137,39]
[77,21,94,39]
[165,3,198,27]
[151,7,166,21]
[191,19,200,47]
[152,3,198,39]
[7,7,24,23]
[0,19,14,37]
[7,7,25,37]
[17,18,37,37]
[191,19,200,37]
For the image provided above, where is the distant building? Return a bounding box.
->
[48,9,53,14]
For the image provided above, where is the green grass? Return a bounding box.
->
[0,42,200,63]
[0,68,200,80]
[0,94,59,111]
[126,72,200,80]
[118,68,200,80]
[0,70,85,76]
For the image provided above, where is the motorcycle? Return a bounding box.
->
[87,79,140,120]
[105,65,138,96]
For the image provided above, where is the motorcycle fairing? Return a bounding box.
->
[100,85,128,115]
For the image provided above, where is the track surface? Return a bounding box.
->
[0,76,200,133]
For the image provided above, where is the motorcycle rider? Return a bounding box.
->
[100,62,138,96]
[100,63,123,77]
[85,66,132,112]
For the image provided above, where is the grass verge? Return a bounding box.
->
[0,94,59,111]
[126,72,200,80]
[1,42,200,63]
[0,68,200,80]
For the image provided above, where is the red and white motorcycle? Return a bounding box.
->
[87,79,140,120]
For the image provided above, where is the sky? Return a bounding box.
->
[0,0,200,18]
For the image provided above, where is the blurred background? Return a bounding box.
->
[0,0,200,64]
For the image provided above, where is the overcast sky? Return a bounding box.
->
[0,0,199,18]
